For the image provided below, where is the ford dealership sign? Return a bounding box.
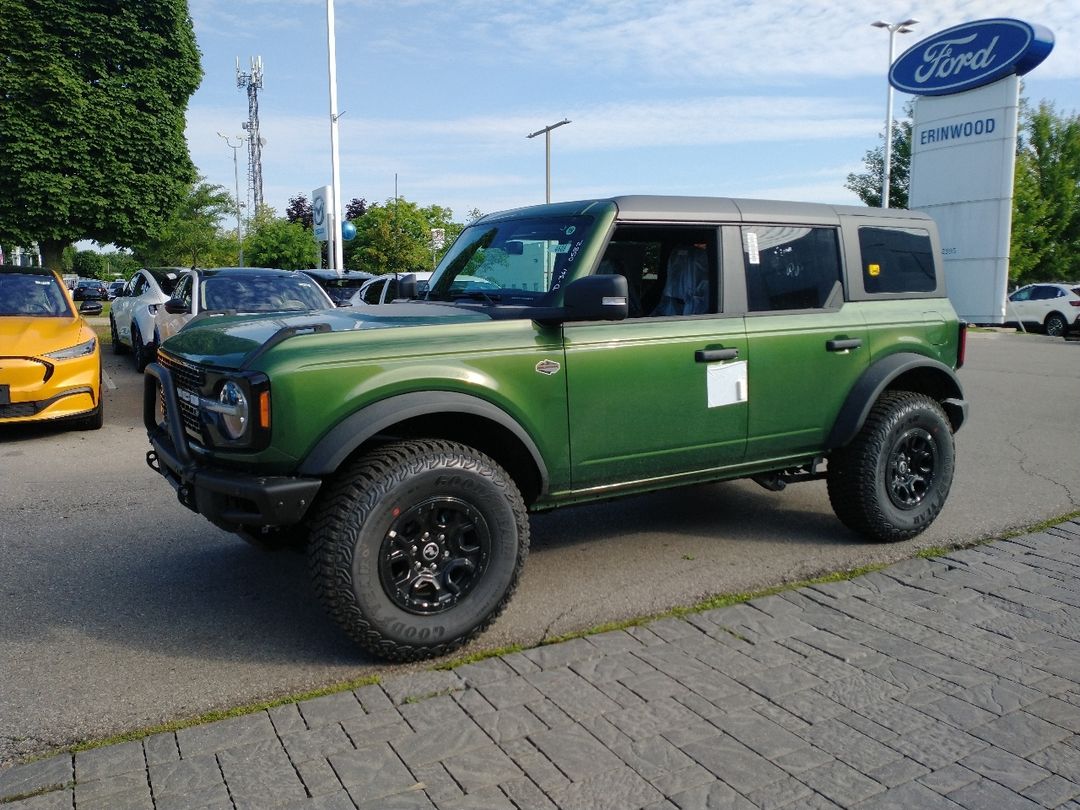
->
[890,18,1054,96]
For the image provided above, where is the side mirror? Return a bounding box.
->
[397,273,418,300]
[78,300,103,316]
[164,297,189,315]
[531,274,629,325]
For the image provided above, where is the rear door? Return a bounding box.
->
[740,222,869,461]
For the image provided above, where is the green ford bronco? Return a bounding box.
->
[145,196,967,661]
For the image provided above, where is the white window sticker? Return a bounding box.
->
[706,360,748,408]
[744,231,760,265]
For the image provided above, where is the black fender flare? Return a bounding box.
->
[826,352,967,450]
[297,391,549,493]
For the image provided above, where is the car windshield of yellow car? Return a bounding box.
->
[0,273,72,317]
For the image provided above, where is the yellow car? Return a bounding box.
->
[0,265,103,430]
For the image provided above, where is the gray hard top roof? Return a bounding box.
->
[479,195,932,227]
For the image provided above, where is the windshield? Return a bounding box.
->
[0,272,73,317]
[201,274,333,313]
[426,214,596,304]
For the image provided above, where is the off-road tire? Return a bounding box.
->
[827,392,954,542]
[307,439,529,662]
[110,316,128,354]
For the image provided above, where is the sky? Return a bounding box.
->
[185,0,1080,224]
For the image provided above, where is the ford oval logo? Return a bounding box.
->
[890,18,1054,97]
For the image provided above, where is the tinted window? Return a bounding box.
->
[361,279,385,304]
[147,269,180,295]
[858,227,935,294]
[131,275,147,296]
[743,226,842,311]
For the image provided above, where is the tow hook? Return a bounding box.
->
[146,450,160,474]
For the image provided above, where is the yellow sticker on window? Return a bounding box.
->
[868,263,881,277]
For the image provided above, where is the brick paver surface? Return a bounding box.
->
[2,522,1078,809]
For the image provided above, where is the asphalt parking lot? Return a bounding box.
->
[0,329,1078,769]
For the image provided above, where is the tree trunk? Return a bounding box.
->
[39,239,68,272]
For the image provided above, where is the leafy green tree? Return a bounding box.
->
[244,209,320,270]
[845,117,912,209]
[71,250,107,279]
[136,181,234,268]
[1010,101,1080,282]
[0,1,202,270]
[352,197,431,275]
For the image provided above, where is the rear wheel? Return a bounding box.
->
[1045,312,1067,338]
[827,392,954,542]
[132,323,152,372]
[308,439,529,661]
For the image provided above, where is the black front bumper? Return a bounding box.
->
[143,362,321,531]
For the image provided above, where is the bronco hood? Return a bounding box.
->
[158,302,492,368]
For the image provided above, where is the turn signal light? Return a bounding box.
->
[258,390,271,429]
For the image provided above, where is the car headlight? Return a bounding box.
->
[218,380,248,439]
[44,338,97,360]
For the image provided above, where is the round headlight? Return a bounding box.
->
[219,381,248,439]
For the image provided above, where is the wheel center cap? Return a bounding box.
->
[421,542,440,561]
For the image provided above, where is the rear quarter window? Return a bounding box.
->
[858,226,936,294]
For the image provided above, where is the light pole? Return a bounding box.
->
[872,19,917,208]
[527,118,571,203]
[325,0,344,271]
[217,132,246,266]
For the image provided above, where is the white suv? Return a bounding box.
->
[110,268,184,371]
[1006,282,1080,338]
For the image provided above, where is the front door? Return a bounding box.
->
[562,225,748,491]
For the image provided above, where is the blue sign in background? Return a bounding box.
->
[890,18,1054,97]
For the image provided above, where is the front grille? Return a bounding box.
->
[158,354,206,437]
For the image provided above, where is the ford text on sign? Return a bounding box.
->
[890,18,1053,97]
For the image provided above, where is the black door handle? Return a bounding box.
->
[695,348,739,362]
[826,338,862,352]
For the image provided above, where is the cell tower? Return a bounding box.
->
[236,56,264,212]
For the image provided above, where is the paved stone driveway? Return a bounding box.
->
[2,522,1078,809]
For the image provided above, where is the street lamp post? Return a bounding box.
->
[872,18,917,208]
[325,0,344,271]
[527,118,571,203]
[217,131,246,266]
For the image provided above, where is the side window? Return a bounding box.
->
[131,275,147,296]
[1010,286,1032,302]
[175,276,193,310]
[743,226,842,312]
[858,227,936,293]
[596,226,718,318]
[361,279,384,305]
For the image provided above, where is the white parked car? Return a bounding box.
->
[1006,282,1080,338]
[154,267,335,343]
[110,267,184,371]
[347,272,434,306]
[346,272,502,306]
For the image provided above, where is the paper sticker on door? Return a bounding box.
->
[706,361,747,408]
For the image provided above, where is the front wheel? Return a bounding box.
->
[308,439,529,662]
[827,392,955,543]
[110,316,128,355]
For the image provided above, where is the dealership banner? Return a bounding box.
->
[895,19,1054,324]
